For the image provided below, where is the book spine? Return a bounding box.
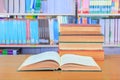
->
[110,19,114,44]
[115,19,118,44]
[49,19,54,45]
[9,0,14,13]
[26,20,30,44]
[20,0,25,13]
[4,0,9,13]
[118,19,120,45]
[118,0,120,13]
[14,0,20,13]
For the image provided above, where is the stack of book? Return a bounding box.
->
[59,24,104,61]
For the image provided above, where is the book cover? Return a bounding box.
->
[9,0,14,13]
[20,0,25,13]
[4,0,9,13]
[14,0,20,13]
[0,0,7,13]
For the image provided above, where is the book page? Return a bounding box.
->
[61,54,99,67]
[18,51,60,70]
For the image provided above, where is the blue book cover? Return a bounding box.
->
[30,20,35,44]
[13,20,18,44]
[41,0,47,13]
[9,20,13,44]
[21,20,27,44]
[30,20,39,44]
[53,19,59,44]
[34,20,39,44]
[5,20,10,44]
[17,20,22,44]
[25,0,32,13]
[0,20,2,44]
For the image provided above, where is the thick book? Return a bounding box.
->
[59,50,104,61]
[59,35,104,43]
[18,51,101,71]
[59,43,103,50]
[60,24,101,35]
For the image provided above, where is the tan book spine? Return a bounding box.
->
[59,35,104,42]
[59,43,103,50]
[59,50,104,61]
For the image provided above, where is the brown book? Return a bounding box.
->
[18,51,101,71]
[60,24,101,35]
[59,43,103,50]
[59,50,104,61]
[59,35,104,42]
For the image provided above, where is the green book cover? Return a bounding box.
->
[34,0,41,12]
[2,50,7,55]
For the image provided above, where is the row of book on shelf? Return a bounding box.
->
[100,18,120,45]
[0,0,74,14]
[77,0,120,14]
[0,49,18,55]
[0,16,74,45]
[0,16,120,45]
[78,17,120,45]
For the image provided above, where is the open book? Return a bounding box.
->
[18,51,101,71]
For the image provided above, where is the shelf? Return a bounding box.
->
[78,14,120,17]
[0,45,58,48]
[103,44,120,47]
[0,44,120,48]
[0,13,74,16]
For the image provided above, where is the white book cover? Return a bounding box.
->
[20,0,25,13]
[115,19,118,44]
[105,19,110,44]
[47,0,54,14]
[118,19,120,45]
[14,0,20,13]
[4,0,9,13]
[0,0,7,13]
[99,18,105,44]
[9,0,14,13]
[110,19,115,44]
[99,19,105,35]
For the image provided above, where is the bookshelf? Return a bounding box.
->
[0,13,74,16]
[0,0,120,55]
[78,14,120,17]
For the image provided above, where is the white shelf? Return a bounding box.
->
[0,13,74,16]
[103,44,120,47]
[0,44,120,48]
[78,14,120,17]
[0,45,58,48]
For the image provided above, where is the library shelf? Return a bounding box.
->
[78,14,120,17]
[103,44,120,47]
[0,44,58,48]
[0,13,74,16]
[0,44,119,48]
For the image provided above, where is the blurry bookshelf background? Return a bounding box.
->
[0,0,120,55]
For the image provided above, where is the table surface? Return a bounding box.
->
[0,54,120,80]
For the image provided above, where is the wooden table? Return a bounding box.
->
[0,54,120,80]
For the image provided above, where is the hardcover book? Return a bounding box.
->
[18,51,101,71]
